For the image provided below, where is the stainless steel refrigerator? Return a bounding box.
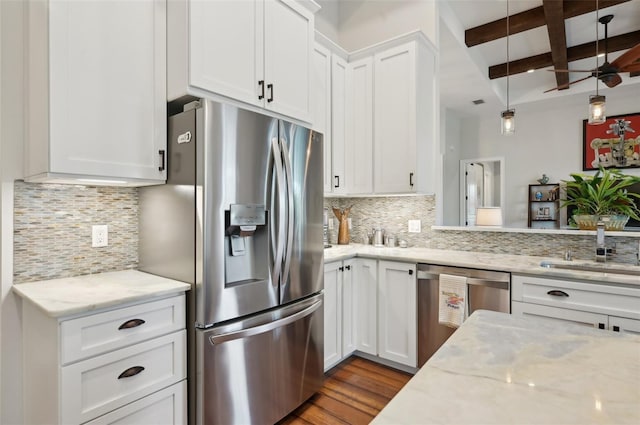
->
[139,98,324,425]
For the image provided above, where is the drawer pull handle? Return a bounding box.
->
[118,318,146,330]
[118,366,145,379]
[547,290,569,297]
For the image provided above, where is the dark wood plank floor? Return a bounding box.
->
[278,357,413,425]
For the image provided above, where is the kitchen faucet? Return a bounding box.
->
[595,222,617,262]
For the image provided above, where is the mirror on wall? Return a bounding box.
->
[459,157,504,226]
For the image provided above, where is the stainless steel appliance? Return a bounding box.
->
[139,98,324,425]
[417,264,510,367]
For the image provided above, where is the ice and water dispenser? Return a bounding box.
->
[224,204,268,285]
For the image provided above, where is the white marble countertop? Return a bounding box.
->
[12,270,191,318]
[324,244,640,286]
[372,310,640,425]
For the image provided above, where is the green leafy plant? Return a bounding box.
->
[561,167,640,221]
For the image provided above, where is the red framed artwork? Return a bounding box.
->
[583,112,640,171]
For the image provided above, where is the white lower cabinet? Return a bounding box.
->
[22,294,187,425]
[353,258,377,355]
[512,274,640,334]
[323,259,355,371]
[377,261,417,367]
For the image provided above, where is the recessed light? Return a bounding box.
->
[472,99,485,105]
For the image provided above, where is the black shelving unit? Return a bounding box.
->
[528,183,560,229]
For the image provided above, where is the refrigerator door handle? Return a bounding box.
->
[279,138,295,290]
[271,137,286,287]
[208,299,322,345]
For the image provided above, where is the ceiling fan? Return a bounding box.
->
[544,14,640,93]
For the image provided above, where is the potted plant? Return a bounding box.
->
[561,167,640,230]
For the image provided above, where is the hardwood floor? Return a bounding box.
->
[278,357,413,425]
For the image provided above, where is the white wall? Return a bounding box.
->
[441,108,462,225]
[337,0,437,51]
[456,83,640,227]
[1,1,24,423]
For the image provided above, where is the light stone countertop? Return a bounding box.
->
[12,270,191,318]
[324,244,640,286]
[372,310,640,425]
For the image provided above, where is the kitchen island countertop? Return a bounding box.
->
[12,269,190,317]
[372,310,640,425]
[324,244,640,286]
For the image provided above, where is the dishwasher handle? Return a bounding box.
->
[416,271,509,290]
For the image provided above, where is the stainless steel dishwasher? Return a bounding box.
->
[417,264,510,367]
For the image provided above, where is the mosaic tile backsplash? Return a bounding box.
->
[12,182,639,285]
[326,195,640,264]
[13,181,138,283]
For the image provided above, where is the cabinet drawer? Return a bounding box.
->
[512,275,640,319]
[86,380,187,425]
[61,330,186,424]
[61,295,185,364]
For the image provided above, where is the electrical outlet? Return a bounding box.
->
[92,225,108,247]
[328,218,334,230]
[348,218,352,230]
[408,219,421,233]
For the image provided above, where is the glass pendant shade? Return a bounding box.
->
[501,110,515,135]
[588,95,606,125]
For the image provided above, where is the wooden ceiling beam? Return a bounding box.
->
[489,30,640,79]
[543,0,569,90]
[465,0,631,47]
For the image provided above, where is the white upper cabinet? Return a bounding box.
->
[331,55,349,194]
[312,43,333,193]
[172,0,317,123]
[346,57,374,194]
[25,0,167,186]
[373,39,436,194]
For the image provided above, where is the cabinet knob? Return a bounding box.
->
[613,326,620,332]
[598,323,605,330]
[408,269,414,275]
[339,266,344,272]
[345,265,351,270]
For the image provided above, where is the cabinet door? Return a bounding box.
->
[323,261,342,371]
[378,261,417,367]
[511,301,609,330]
[342,259,357,357]
[331,55,349,194]
[264,0,313,121]
[189,0,263,108]
[354,258,377,355]
[312,43,333,194]
[373,42,416,193]
[609,316,640,335]
[346,57,373,194]
[48,0,166,181]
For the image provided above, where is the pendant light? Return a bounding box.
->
[588,0,606,125]
[501,0,515,135]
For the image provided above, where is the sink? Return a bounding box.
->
[539,261,640,276]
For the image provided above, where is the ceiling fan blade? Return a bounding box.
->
[543,75,593,93]
[546,69,594,73]
[602,73,623,88]
[611,43,640,70]
[621,62,640,73]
